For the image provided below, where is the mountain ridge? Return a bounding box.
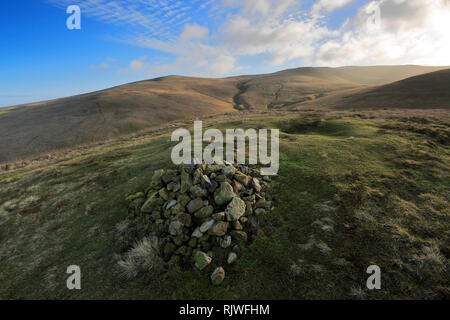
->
[1,65,449,162]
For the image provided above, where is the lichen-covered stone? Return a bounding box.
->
[194,205,214,219]
[141,191,160,213]
[151,169,165,188]
[169,220,184,236]
[220,235,232,248]
[212,212,225,221]
[194,251,212,270]
[192,227,203,238]
[222,166,236,177]
[209,221,229,236]
[180,168,192,193]
[214,182,234,206]
[187,198,203,214]
[190,185,208,198]
[176,213,192,227]
[225,197,246,221]
[230,230,248,243]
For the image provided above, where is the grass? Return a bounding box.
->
[0,111,448,299]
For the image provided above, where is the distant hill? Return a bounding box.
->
[232,65,450,110]
[294,69,450,110]
[0,76,239,162]
[0,65,448,162]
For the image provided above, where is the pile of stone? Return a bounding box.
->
[126,162,273,285]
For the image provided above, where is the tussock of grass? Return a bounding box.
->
[117,236,166,279]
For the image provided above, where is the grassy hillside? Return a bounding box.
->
[0,76,239,163]
[295,69,450,111]
[239,65,450,110]
[0,110,448,299]
[1,65,447,163]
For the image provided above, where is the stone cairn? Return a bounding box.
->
[125,162,273,285]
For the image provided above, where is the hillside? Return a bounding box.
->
[294,69,450,110]
[0,76,240,163]
[236,65,450,110]
[0,65,448,163]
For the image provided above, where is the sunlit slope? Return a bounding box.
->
[293,69,450,110]
[232,65,449,110]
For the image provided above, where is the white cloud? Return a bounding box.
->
[130,56,148,71]
[89,57,117,71]
[180,23,209,41]
[46,0,207,38]
[89,62,110,71]
[222,16,332,65]
[312,0,355,14]
[119,56,149,74]
[223,0,299,19]
[208,55,241,76]
[316,0,450,66]
[220,0,333,66]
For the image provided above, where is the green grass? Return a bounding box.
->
[0,112,448,299]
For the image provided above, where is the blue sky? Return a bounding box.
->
[1,0,449,107]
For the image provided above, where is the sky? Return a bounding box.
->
[1,0,450,107]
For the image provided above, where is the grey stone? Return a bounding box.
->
[194,205,214,219]
[214,182,234,206]
[169,220,184,236]
[252,178,261,192]
[166,200,177,210]
[201,174,211,186]
[232,220,243,230]
[141,191,160,213]
[209,221,229,236]
[180,169,192,193]
[222,166,236,177]
[151,169,165,188]
[176,213,192,227]
[207,180,219,193]
[178,194,190,207]
[162,169,177,184]
[212,212,225,221]
[192,227,203,238]
[190,185,208,198]
[187,198,203,214]
[211,267,225,285]
[220,235,232,248]
[227,252,238,264]
[193,168,202,185]
[225,197,246,221]
[200,219,215,233]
